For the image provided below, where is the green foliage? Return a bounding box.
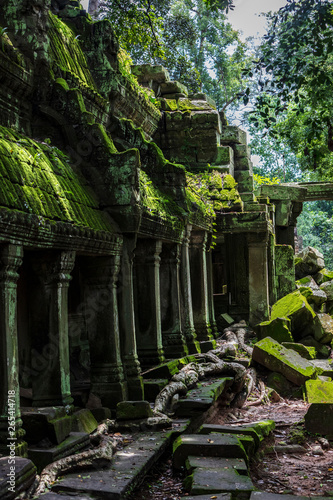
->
[297,200,333,269]
[99,0,248,111]
[253,173,280,190]
[243,0,333,174]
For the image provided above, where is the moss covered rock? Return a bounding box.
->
[305,380,333,403]
[270,291,324,341]
[256,317,293,343]
[314,268,333,285]
[281,342,316,360]
[252,337,319,386]
[295,246,325,279]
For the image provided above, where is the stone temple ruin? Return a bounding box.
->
[1,0,333,498]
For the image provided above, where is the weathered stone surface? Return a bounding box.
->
[199,423,273,449]
[256,317,293,343]
[252,337,318,386]
[180,494,231,500]
[297,277,327,310]
[186,456,248,474]
[220,126,247,145]
[0,458,36,500]
[71,409,98,434]
[89,407,112,422]
[143,379,169,401]
[314,268,333,285]
[131,64,170,83]
[310,359,333,377]
[270,291,323,341]
[173,434,247,469]
[28,432,90,473]
[281,342,316,360]
[275,244,295,300]
[174,378,233,417]
[116,401,153,420]
[316,313,333,343]
[250,493,327,500]
[160,81,188,96]
[53,431,173,498]
[295,246,325,278]
[305,379,333,403]
[320,280,333,301]
[304,403,333,435]
[267,371,294,397]
[185,466,254,497]
[301,336,331,358]
[21,407,72,445]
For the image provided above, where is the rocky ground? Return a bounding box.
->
[130,395,333,499]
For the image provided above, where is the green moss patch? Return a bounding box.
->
[0,126,114,232]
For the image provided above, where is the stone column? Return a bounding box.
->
[134,239,165,367]
[190,231,215,351]
[160,243,188,358]
[180,226,200,354]
[206,239,218,338]
[31,251,76,407]
[248,235,270,325]
[118,236,144,401]
[82,255,127,408]
[0,245,26,456]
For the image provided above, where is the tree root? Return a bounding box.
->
[32,419,119,497]
[245,379,267,407]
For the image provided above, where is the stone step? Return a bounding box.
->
[28,432,90,473]
[21,407,72,445]
[50,429,182,499]
[199,421,275,449]
[173,433,248,469]
[174,377,233,417]
[0,457,36,500]
[185,466,254,498]
[186,456,248,475]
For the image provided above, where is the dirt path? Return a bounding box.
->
[209,398,333,497]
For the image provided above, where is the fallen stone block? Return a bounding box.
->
[317,313,333,343]
[199,424,262,449]
[184,466,254,497]
[142,356,197,379]
[180,494,231,500]
[256,317,293,343]
[305,379,333,403]
[173,434,248,469]
[301,336,331,358]
[116,401,153,420]
[90,407,112,423]
[281,342,316,360]
[295,246,325,278]
[174,378,233,417]
[314,268,333,285]
[143,379,169,401]
[21,407,72,445]
[28,432,90,473]
[267,371,294,397]
[320,280,333,301]
[252,337,319,386]
[304,403,333,435]
[71,409,98,434]
[270,291,323,341]
[298,286,327,311]
[310,359,333,377]
[0,458,36,500]
[186,456,248,475]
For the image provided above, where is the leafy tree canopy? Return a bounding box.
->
[96,0,250,112]
[244,0,333,176]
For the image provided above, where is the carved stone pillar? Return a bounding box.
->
[190,231,215,351]
[118,236,144,401]
[134,239,165,368]
[248,235,270,325]
[180,226,200,354]
[206,237,218,337]
[82,255,127,408]
[0,245,26,456]
[30,251,75,407]
[160,243,188,358]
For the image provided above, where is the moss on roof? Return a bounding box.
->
[48,12,97,91]
[0,126,114,232]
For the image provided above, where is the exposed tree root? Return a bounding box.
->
[32,419,119,497]
[246,379,267,407]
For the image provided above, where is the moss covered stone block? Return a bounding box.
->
[116,401,153,420]
[304,403,333,435]
[302,336,331,358]
[320,280,333,301]
[267,371,294,397]
[173,434,248,469]
[316,313,333,344]
[270,291,324,341]
[298,286,327,310]
[295,246,325,279]
[71,409,98,434]
[305,379,333,403]
[184,466,254,497]
[256,317,293,343]
[314,268,333,285]
[281,342,316,360]
[252,337,318,386]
